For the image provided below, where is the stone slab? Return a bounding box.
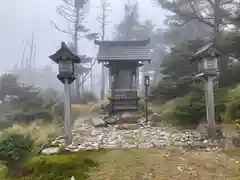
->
[41,147,60,155]
[91,117,106,127]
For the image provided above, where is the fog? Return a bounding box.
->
[0,0,167,95]
[0,0,166,71]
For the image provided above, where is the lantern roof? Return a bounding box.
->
[193,40,220,61]
[94,39,151,63]
[49,42,81,64]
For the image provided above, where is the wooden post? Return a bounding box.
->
[64,79,72,146]
[205,76,217,139]
[136,68,139,89]
[144,77,149,123]
[110,68,115,113]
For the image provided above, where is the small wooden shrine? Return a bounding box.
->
[94,39,151,113]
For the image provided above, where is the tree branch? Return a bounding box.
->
[221,0,234,6]
[61,0,76,12]
[57,6,76,23]
[79,58,97,86]
[51,21,72,35]
[187,0,215,27]
[206,0,214,6]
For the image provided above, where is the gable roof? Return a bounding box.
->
[94,39,151,62]
[49,42,80,63]
[192,39,221,61]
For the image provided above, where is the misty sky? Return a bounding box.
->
[0,0,167,73]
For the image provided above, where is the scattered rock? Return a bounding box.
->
[116,123,140,130]
[138,142,155,149]
[55,136,65,140]
[101,144,120,149]
[222,138,233,148]
[190,141,207,149]
[119,112,140,124]
[152,140,167,148]
[232,135,240,147]
[121,143,137,148]
[90,129,102,136]
[91,117,106,127]
[196,123,208,135]
[104,116,118,124]
[149,113,162,126]
[41,147,60,155]
[49,115,224,152]
[174,141,190,148]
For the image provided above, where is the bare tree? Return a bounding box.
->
[21,41,26,69]
[20,33,36,72]
[28,33,35,71]
[52,0,98,99]
[96,0,111,102]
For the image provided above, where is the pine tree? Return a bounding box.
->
[156,0,240,86]
[114,2,141,40]
[114,2,166,83]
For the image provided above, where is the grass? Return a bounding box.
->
[71,103,102,119]
[0,135,239,180]
[11,150,108,180]
[1,122,62,146]
[87,148,240,180]
[7,147,240,180]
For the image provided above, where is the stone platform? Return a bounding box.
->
[49,116,229,153]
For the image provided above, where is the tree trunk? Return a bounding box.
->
[74,9,80,99]
[100,6,106,102]
[213,0,228,87]
[218,55,229,87]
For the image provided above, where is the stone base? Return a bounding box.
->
[46,117,229,153]
[102,111,142,125]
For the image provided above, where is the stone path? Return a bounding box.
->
[49,116,229,153]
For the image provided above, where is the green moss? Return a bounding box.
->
[15,150,108,180]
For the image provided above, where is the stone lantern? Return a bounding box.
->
[49,42,81,84]
[193,41,220,78]
[49,42,81,146]
[192,40,221,139]
[144,75,150,87]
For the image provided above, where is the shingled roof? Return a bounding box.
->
[94,39,151,62]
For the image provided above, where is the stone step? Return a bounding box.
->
[113,105,138,111]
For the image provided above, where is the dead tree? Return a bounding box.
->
[52,0,98,99]
[21,41,26,69]
[28,33,36,71]
[96,0,111,102]
[21,33,36,72]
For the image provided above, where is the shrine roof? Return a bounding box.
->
[94,39,151,62]
[192,39,221,61]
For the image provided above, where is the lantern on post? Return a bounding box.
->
[144,75,150,87]
[192,40,220,139]
[144,74,150,123]
[193,41,220,78]
[49,42,80,146]
[49,42,81,84]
